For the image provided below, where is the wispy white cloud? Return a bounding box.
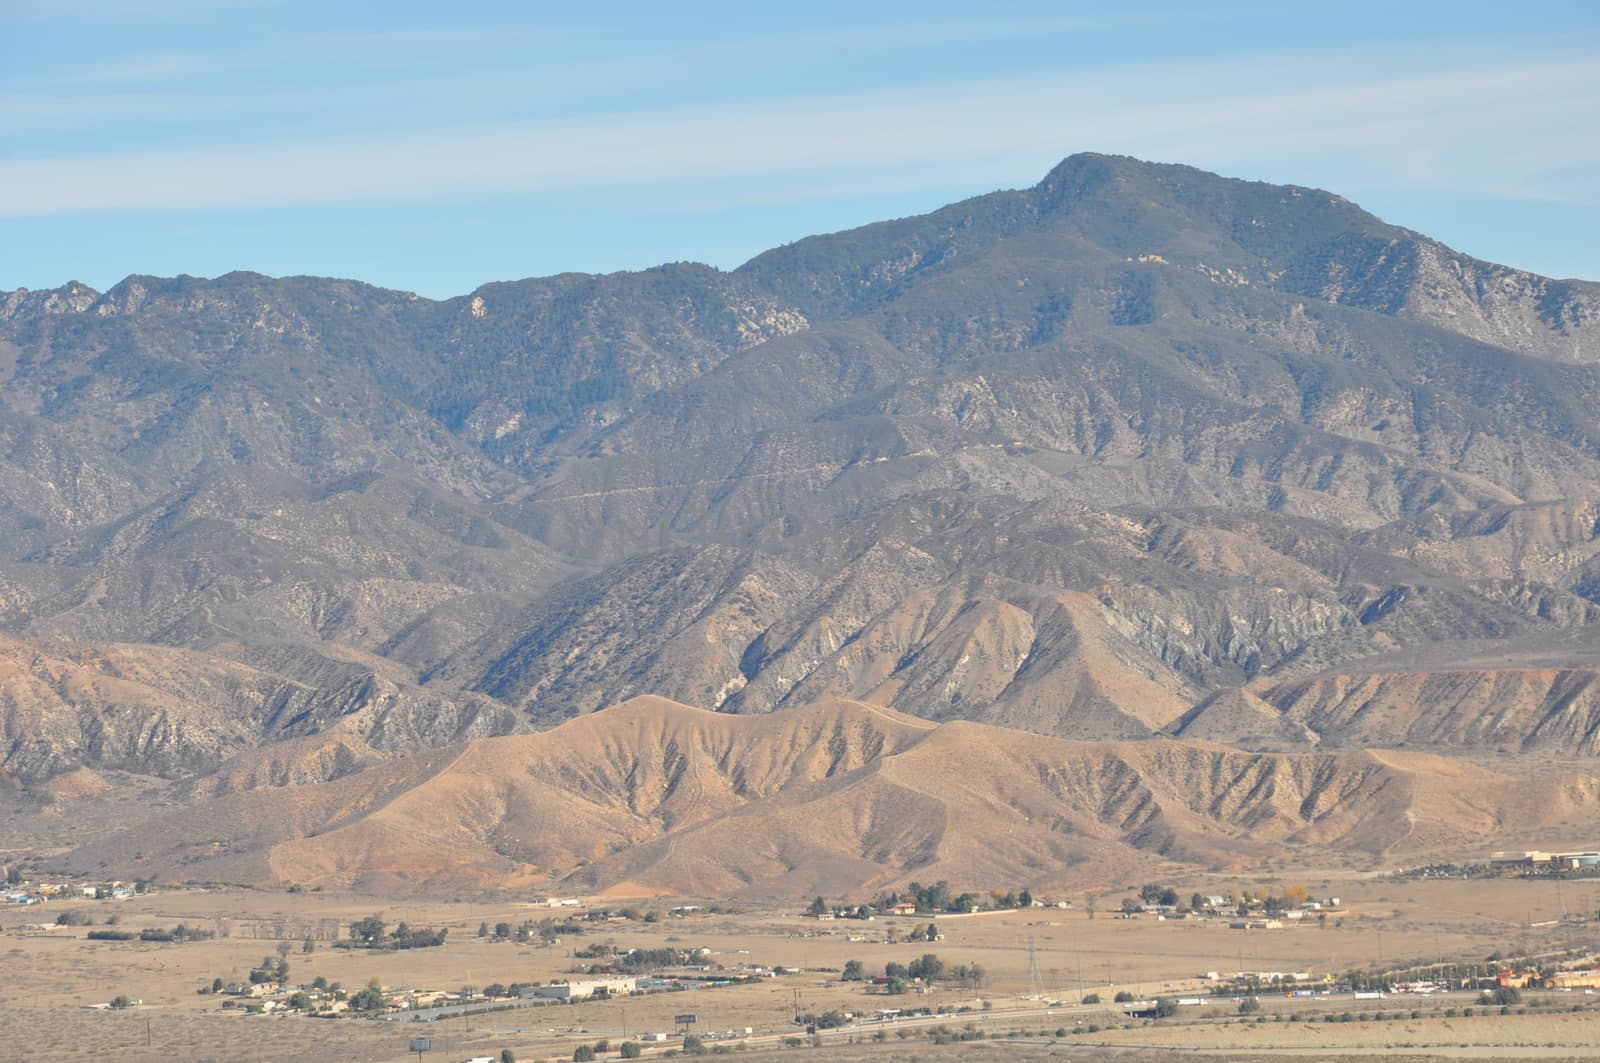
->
[1,45,1595,217]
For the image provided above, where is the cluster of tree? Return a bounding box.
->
[872,881,984,914]
[54,910,95,926]
[571,943,702,974]
[615,908,664,923]
[926,1025,987,1045]
[1480,986,1523,1006]
[134,923,214,943]
[337,915,447,951]
[987,889,1034,910]
[849,952,972,993]
[86,929,136,941]
[249,955,290,984]
[477,917,581,944]
[822,883,1041,918]
[1114,883,1313,915]
[805,896,877,920]
[348,985,385,1012]
[1141,884,1181,907]
[201,973,344,999]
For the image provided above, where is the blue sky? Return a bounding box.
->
[3,0,1598,298]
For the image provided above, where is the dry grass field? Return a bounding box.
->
[2,872,1597,1061]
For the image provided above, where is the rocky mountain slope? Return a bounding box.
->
[6,154,1600,890]
[62,697,1600,896]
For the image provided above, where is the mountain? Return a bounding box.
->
[60,697,1600,896]
[5,153,1600,891]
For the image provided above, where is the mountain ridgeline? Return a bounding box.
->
[5,153,1600,892]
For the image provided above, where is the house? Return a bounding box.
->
[885,903,918,916]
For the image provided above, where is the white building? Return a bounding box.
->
[527,977,637,1001]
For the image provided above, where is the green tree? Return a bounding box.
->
[1238,997,1261,1014]
[1485,986,1522,1006]
[350,915,385,944]
[807,896,828,917]
[109,994,132,1009]
[348,986,385,1011]
[501,1051,517,1063]
[620,1043,643,1059]
[572,1046,596,1062]
[841,959,864,981]
[909,953,944,983]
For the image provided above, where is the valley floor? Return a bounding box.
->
[2,875,1597,1062]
